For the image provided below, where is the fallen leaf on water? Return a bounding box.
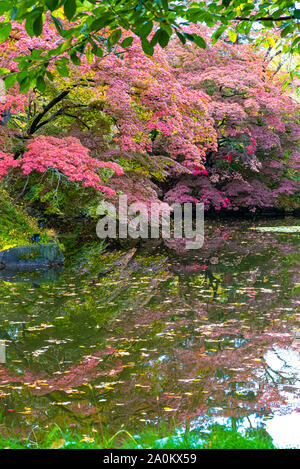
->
[51,439,65,449]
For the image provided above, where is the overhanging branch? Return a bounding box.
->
[235,15,294,21]
[28,89,70,135]
[28,80,95,135]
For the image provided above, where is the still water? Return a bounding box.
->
[0,218,299,448]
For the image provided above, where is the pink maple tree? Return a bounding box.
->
[165,26,300,211]
[0,136,123,195]
[0,18,299,212]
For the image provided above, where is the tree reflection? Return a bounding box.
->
[0,220,299,436]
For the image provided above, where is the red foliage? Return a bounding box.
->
[0,150,18,178]
[0,20,298,210]
[0,136,123,195]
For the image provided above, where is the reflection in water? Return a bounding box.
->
[0,218,299,447]
[0,266,63,285]
[265,413,300,449]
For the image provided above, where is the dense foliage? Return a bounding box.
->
[0,15,299,216]
[164,27,300,211]
[0,1,299,90]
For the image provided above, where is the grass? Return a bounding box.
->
[0,424,276,449]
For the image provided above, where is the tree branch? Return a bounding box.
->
[28,89,70,135]
[235,15,294,22]
[28,80,94,135]
[33,104,89,132]
[63,113,91,130]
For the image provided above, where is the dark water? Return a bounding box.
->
[0,218,299,447]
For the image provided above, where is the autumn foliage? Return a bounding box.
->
[0,17,299,213]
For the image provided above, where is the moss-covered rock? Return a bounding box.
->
[0,243,64,269]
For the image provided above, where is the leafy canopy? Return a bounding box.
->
[0,0,299,90]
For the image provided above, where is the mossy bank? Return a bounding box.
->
[0,188,56,251]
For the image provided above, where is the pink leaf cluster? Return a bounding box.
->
[0,19,299,211]
[164,26,300,210]
[0,150,19,178]
[87,38,217,168]
[0,136,123,195]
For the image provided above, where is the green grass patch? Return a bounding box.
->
[0,424,277,449]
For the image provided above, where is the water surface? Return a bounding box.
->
[0,218,299,447]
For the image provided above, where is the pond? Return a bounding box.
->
[0,218,299,448]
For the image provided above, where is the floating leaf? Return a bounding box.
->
[252,226,300,233]
[51,439,66,449]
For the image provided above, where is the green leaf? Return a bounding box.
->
[162,0,168,10]
[85,46,93,64]
[192,34,206,49]
[228,29,237,42]
[33,14,43,36]
[46,71,54,81]
[0,22,12,43]
[70,51,81,65]
[175,30,186,45]
[138,21,153,39]
[212,25,227,44]
[294,9,300,19]
[0,1,9,16]
[36,75,46,92]
[151,29,170,48]
[4,73,17,89]
[92,45,103,57]
[56,60,69,77]
[25,18,34,37]
[183,32,194,42]
[280,24,292,38]
[16,71,28,84]
[159,22,172,36]
[108,29,122,46]
[29,49,43,59]
[52,15,63,31]
[19,76,30,94]
[64,0,76,21]
[121,37,134,48]
[157,29,169,48]
[0,68,10,75]
[90,14,114,32]
[45,0,59,11]
[141,38,154,56]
